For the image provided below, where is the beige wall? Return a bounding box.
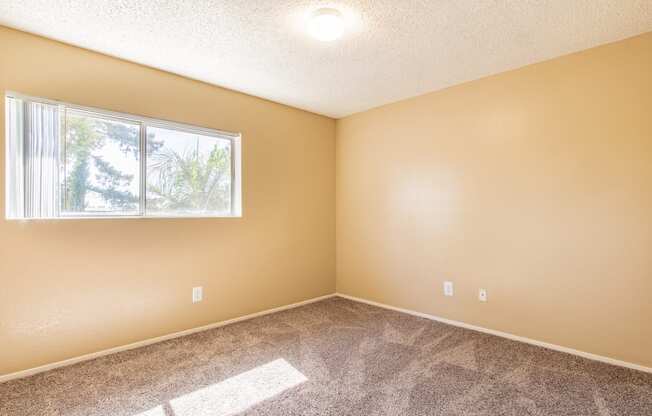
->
[0,26,335,375]
[336,32,652,368]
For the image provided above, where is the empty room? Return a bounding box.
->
[1,1,651,415]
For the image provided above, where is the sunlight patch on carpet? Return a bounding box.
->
[169,359,307,416]
[134,405,165,416]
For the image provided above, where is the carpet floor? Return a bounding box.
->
[1,297,651,415]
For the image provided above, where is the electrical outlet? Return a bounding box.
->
[443,281,454,297]
[479,288,487,302]
[192,286,203,303]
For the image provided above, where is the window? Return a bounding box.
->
[146,126,233,216]
[5,93,241,219]
[63,110,141,216]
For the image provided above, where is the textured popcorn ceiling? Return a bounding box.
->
[1,1,651,118]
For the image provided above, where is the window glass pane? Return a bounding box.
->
[146,126,232,216]
[62,110,141,215]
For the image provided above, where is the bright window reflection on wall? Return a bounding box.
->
[5,93,241,219]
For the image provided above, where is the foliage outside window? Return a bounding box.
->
[5,93,241,219]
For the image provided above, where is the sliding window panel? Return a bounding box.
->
[145,126,233,216]
[62,110,141,216]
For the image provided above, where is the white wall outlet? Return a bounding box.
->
[479,288,487,302]
[443,281,454,297]
[192,286,203,303]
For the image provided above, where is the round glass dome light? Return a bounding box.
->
[308,8,345,42]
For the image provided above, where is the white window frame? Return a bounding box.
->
[5,91,242,220]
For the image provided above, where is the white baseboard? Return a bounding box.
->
[335,293,652,374]
[3,291,649,383]
[0,293,337,383]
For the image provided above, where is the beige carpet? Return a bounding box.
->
[1,297,651,415]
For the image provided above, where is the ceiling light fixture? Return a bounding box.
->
[308,8,345,42]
